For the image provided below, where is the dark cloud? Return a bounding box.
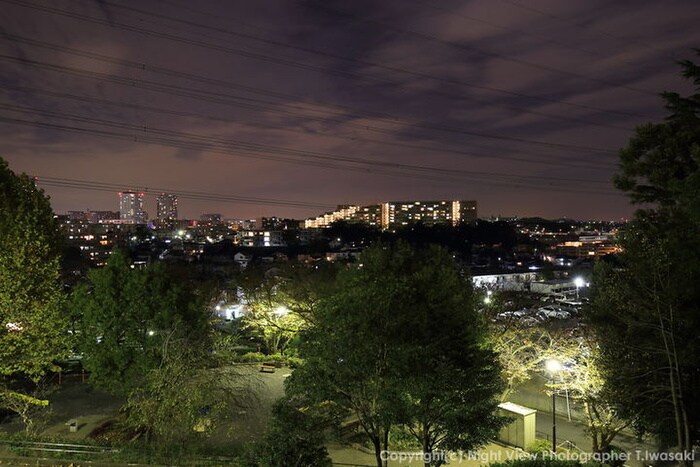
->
[1,0,698,220]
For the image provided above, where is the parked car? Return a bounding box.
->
[537,305,571,320]
[495,309,528,321]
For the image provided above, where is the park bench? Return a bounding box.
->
[259,363,276,373]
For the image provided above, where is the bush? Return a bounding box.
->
[240,399,332,467]
[527,439,553,455]
[603,445,626,467]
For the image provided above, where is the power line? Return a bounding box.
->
[0,53,622,159]
[0,83,617,171]
[498,0,685,58]
[295,0,659,96]
[0,106,621,196]
[35,176,336,210]
[3,32,638,136]
[0,0,658,122]
[0,102,614,185]
[407,0,656,71]
[102,0,658,96]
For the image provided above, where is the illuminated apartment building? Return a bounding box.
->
[118,191,147,223]
[156,193,178,221]
[305,200,477,229]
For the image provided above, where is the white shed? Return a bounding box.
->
[497,402,537,449]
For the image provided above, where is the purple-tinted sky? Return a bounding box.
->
[1,0,699,220]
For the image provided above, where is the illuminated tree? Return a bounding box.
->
[241,263,336,354]
[546,336,630,453]
[491,326,557,402]
[0,157,68,428]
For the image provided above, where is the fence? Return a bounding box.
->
[49,369,89,385]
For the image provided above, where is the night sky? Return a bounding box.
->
[2,0,699,220]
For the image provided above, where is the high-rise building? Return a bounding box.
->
[304,200,477,229]
[156,193,178,221]
[118,191,146,223]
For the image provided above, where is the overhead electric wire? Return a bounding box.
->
[0,102,615,186]
[0,83,618,172]
[0,54,622,160]
[34,176,336,210]
[498,0,684,58]
[0,105,621,197]
[98,0,658,97]
[295,0,658,97]
[0,0,658,122]
[407,0,656,71]
[3,32,638,136]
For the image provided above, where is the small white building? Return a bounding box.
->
[497,402,537,450]
[233,252,252,269]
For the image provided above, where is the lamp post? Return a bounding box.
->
[573,277,585,300]
[545,358,562,452]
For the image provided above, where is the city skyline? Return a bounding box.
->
[3,1,700,220]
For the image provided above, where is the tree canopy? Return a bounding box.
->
[0,157,68,421]
[589,52,700,461]
[73,251,210,395]
[288,242,505,467]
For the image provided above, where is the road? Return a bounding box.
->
[508,374,659,466]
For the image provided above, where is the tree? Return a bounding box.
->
[288,242,505,467]
[241,263,336,354]
[490,326,556,402]
[73,251,210,395]
[589,52,700,463]
[0,157,68,427]
[124,335,249,448]
[242,398,335,467]
[546,335,630,453]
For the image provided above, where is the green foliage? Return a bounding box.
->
[589,52,700,456]
[491,327,556,402]
[589,218,700,447]
[526,439,553,455]
[288,242,505,466]
[614,52,700,214]
[73,251,210,395]
[241,398,333,467]
[240,262,336,355]
[124,338,248,446]
[0,157,68,425]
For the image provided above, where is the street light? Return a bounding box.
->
[273,305,290,316]
[573,276,585,300]
[545,358,562,452]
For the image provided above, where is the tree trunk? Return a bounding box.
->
[422,426,434,467]
[371,435,383,467]
[657,301,685,459]
[665,304,693,467]
[383,428,390,467]
[584,401,600,453]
